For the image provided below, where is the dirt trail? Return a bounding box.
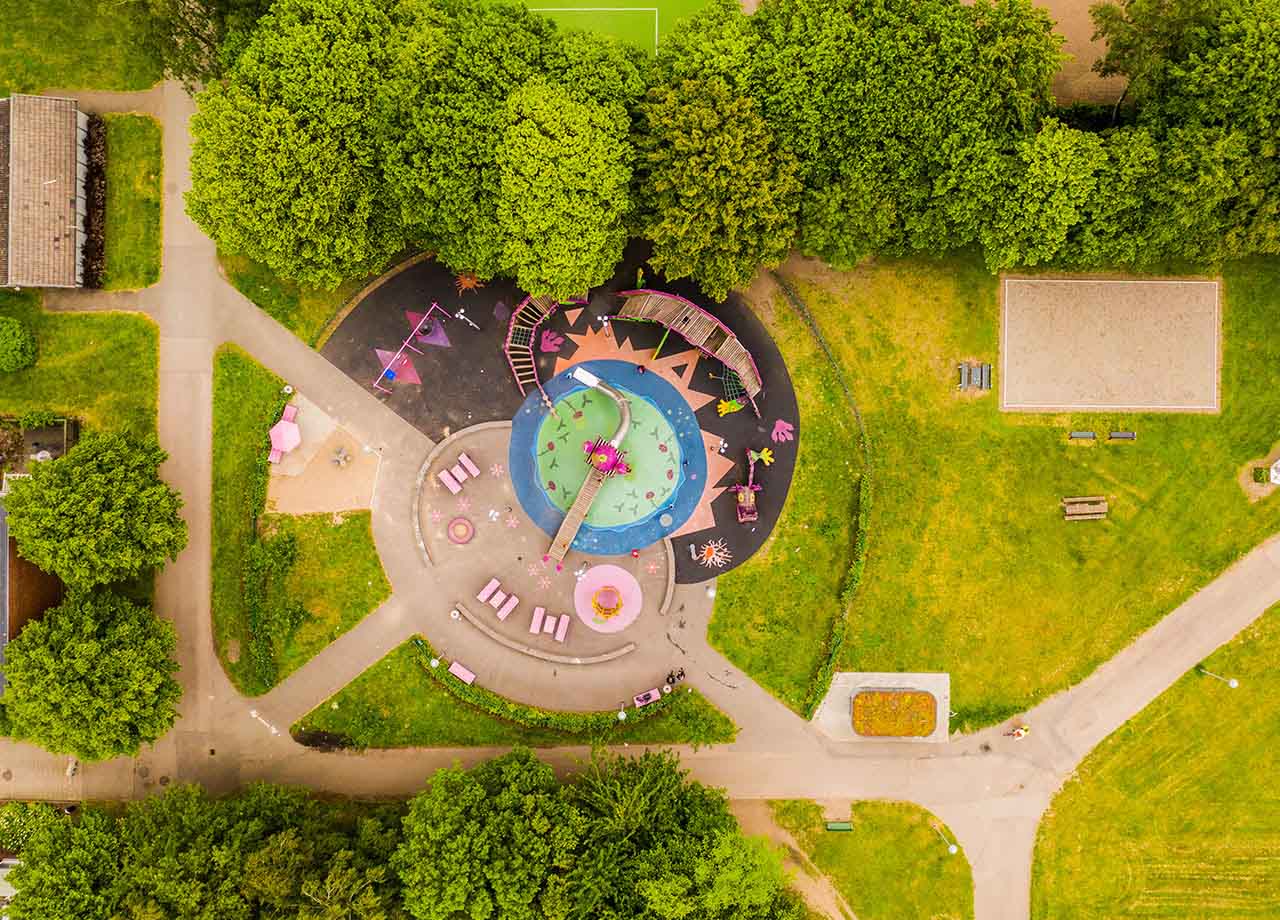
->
[1034,0,1126,104]
[731,801,857,920]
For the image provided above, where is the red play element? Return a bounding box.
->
[454,271,485,294]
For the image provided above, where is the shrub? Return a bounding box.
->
[81,114,107,289]
[1253,466,1270,484]
[0,317,36,372]
[17,410,59,429]
[0,423,23,470]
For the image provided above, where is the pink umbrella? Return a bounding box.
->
[269,418,301,454]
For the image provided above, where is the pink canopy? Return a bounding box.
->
[269,419,301,453]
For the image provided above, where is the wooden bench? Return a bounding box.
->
[448,661,476,685]
[980,363,991,390]
[957,363,970,389]
[1109,431,1136,441]
[1064,511,1107,521]
[1062,495,1105,504]
[1068,431,1096,440]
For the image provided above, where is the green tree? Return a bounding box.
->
[187,0,403,287]
[134,0,274,88]
[2,591,182,761]
[7,809,121,920]
[395,749,585,920]
[381,0,556,279]
[497,81,633,298]
[4,432,187,588]
[981,120,1107,269]
[639,832,801,920]
[637,77,800,299]
[1090,0,1226,107]
[0,315,36,372]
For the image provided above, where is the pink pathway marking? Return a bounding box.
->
[573,564,643,634]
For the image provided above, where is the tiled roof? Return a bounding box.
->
[4,94,82,287]
[0,99,9,287]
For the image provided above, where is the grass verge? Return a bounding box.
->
[709,288,864,714]
[0,289,156,436]
[102,114,163,290]
[0,1,160,95]
[772,799,974,920]
[219,251,367,347]
[293,635,737,748]
[782,253,1280,729]
[1032,605,1280,919]
[261,511,390,683]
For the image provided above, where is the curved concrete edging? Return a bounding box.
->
[455,601,636,664]
[313,250,434,350]
[413,420,515,568]
[659,538,676,615]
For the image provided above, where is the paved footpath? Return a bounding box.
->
[7,81,1275,920]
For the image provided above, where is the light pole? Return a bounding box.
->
[1198,667,1239,689]
[933,826,959,856]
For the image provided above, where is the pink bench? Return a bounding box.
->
[477,578,500,603]
[634,688,661,707]
[282,404,298,422]
[542,615,556,635]
[458,452,481,477]
[529,607,544,634]
[438,469,462,494]
[450,462,469,483]
[554,614,569,642]
[488,589,507,610]
[448,661,476,685]
[496,594,519,621]
[268,448,283,464]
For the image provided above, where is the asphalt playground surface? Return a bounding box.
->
[322,243,800,583]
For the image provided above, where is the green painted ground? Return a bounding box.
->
[521,0,713,52]
[294,636,737,748]
[103,114,163,291]
[773,799,974,920]
[1033,605,1280,918]
[537,388,679,525]
[0,289,157,437]
[783,254,1280,730]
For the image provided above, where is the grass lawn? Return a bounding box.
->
[260,511,391,682]
[0,289,156,436]
[781,254,1280,729]
[103,114,163,291]
[294,636,737,748]
[1032,605,1280,918]
[772,799,974,920]
[0,1,161,95]
[512,0,712,52]
[219,252,368,347]
[709,290,863,713]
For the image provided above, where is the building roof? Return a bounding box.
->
[0,98,10,287]
[3,94,83,288]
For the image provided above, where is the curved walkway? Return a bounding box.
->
[4,81,1277,920]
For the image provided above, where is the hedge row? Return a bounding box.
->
[81,115,107,289]
[412,637,682,736]
[802,473,872,719]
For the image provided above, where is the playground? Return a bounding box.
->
[318,246,798,706]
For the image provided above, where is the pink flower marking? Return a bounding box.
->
[506,516,519,529]
[538,576,552,590]
[490,463,505,477]
[771,418,796,443]
[457,497,471,512]
[428,509,443,524]
[528,563,540,577]
[646,561,660,575]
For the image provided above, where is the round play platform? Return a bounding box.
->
[573,564,643,633]
[509,359,707,555]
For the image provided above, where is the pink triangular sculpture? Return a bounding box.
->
[374,348,422,385]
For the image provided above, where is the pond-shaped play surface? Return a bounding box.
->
[535,387,681,527]
[509,360,708,555]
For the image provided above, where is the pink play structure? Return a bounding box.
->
[372,302,448,393]
[267,403,301,464]
[729,448,772,523]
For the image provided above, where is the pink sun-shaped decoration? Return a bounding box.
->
[505,515,519,529]
[490,463,505,477]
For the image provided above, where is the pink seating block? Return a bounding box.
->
[476,578,500,603]
[448,661,476,685]
[281,404,298,422]
[554,615,569,642]
[497,594,519,620]
[542,615,556,635]
[530,607,545,634]
[268,448,283,464]
[488,590,507,610]
[634,688,661,707]
[438,469,461,494]
[450,463,468,483]
[458,452,481,477]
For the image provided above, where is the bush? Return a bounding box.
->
[1254,467,1270,484]
[17,410,59,429]
[81,114,107,289]
[0,423,23,469]
[0,317,36,372]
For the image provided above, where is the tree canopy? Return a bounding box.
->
[2,591,182,761]
[3,432,187,588]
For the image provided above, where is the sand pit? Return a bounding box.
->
[268,395,380,514]
[1001,278,1220,413]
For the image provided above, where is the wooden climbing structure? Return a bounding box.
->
[610,289,764,414]
[504,294,586,410]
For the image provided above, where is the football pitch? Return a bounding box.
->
[526,0,713,52]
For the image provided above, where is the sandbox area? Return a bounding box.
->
[1000,278,1220,412]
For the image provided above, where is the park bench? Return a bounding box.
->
[458,452,481,477]
[496,594,519,621]
[980,363,991,390]
[438,468,462,494]
[634,688,661,707]
[1069,431,1096,440]
[1109,431,1137,441]
[957,363,970,389]
[530,607,545,634]
[554,614,570,642]
[448,661,476,685]
[476,578,499,603]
